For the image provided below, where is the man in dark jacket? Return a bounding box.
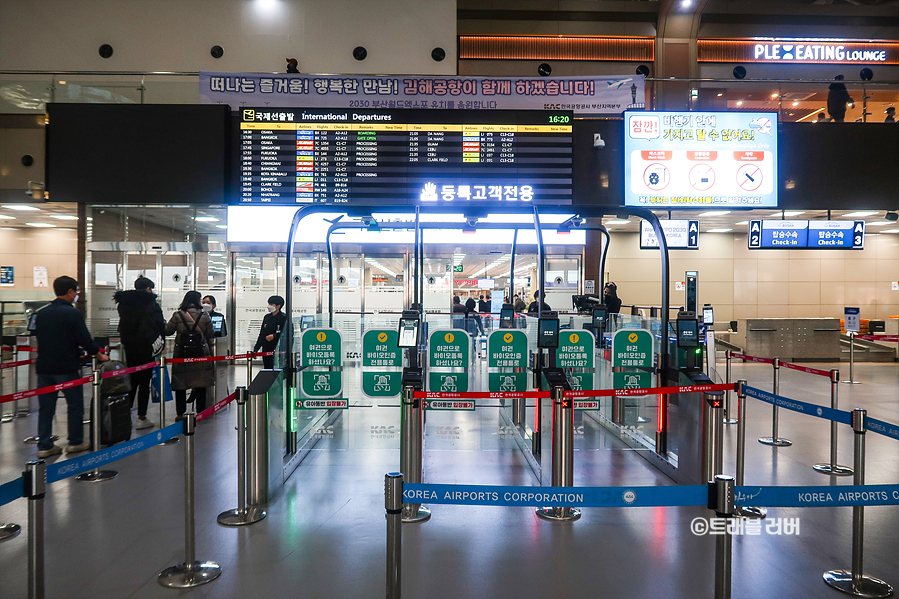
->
[527,290,551,315]
[254,295,287,369]
[827,75,854,122]
[114,276,165,430]
[34,276,109,458]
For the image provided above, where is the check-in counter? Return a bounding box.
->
[732,318,841,361]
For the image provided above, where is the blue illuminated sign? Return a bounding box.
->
[624,111,778,209]
[748,220,864,250]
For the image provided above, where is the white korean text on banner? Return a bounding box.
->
[199,72,644,116]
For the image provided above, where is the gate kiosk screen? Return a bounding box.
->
[677,315,699,348]
[702,305,714,325]
[537,316,560,349]
[397,315,420,348]
[592,306,607,329]
[500,308,514,329]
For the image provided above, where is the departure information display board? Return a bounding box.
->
[624,111,778,208]
[237,108,573,206]
[748,220,865,249]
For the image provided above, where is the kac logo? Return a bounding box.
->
[623,490,637,504]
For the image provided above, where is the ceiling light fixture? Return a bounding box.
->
[604,219,631,225]
[2,205,40,211]
[736,101,744,106]
[50,214,78,220]
[194,216,219,222]
[775,211,805,217]
[707,228,733,233]
[842,211,878,217]
[0,215,14,220]
[698,210,731,216]
[735,221,749,225]
[26,222,56,228]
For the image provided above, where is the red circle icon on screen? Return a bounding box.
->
[736,165,762,191]
[643,163,670,191]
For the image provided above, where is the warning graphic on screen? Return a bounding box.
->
[624,112,777,208]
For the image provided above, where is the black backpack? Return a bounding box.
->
[176,311,206,358]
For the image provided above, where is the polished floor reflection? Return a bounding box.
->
[0,360,897,598]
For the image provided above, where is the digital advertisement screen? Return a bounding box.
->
[624,111,778,209]
[747,220,865,249]
[237,108,573,206]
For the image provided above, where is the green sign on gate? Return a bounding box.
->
[488,330,527,368]
[612,329,653,368]
[613,371,653,390]
[362,330,402,367]
[557,330,595,368]
[488,372,528,393]
[428,330,469,367]
[568,372,595,392]
[362,371,403,397]
[302,329,342,367]
[300,370,344,401]
[428,372,469,393]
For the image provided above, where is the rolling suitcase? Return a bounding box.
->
[91,393,133,447]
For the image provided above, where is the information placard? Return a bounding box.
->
[488,330,527,368]
[748,220,865,250]
[612,329,653,368]
[640,220,699,250]
[557,330,595,368]
[428,330,470,367]
[362,330,402,367]
[844,307,860,333]
[624,111,778,208]
[301,329,342,366]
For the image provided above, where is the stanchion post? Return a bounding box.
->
[843,333,862,385]
[823,408,893,597]
[713,474,735,599]
[734,380,765,520]
[158,413,222,588]
[385,473,402,599]
[702,392,724,482]
[536,386,580,522]
[158,357,179,446]
[724,351,737,424]
[814,369,853,476]
[246,351,253,385]
[24,460,46,599]
[400,386,429,523]
[76,369,117,482]
[217,387,265,526]
[759,357,791,447]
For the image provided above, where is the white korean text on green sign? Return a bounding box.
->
[428,330,469,367]
[362,330,402,367]
[488,330,527,368]
[557,330,595,368]
[612,329,653,368]
[302,329,342,367]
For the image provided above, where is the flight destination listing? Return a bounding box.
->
[237,108,573,205]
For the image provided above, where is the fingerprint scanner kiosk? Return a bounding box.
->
[500,307,515,329]
[677,311,702,372]
[399,310,423,390]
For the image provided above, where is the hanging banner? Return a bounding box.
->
[199,72,644,116]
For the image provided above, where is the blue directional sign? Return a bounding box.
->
[748,220,864,250]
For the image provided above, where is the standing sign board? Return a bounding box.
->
[612,329,653,368]
[557,331,595,368]
[298,329,345,407]
[844,307,860,333]
[487,330,528,393]
[428,330,471,396]
[362,329,403,398]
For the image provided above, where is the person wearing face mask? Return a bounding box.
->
[33,276,109,458]
[603,282,622,314]
[254,295,287,369]
[201,295,227,338]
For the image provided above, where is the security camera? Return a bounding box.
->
[886,211,898,222]
[593,134,606,149]
[25,189,33,197]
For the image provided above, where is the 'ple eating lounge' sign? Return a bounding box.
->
[698,39,899,65]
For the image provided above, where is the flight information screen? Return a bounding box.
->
[236,108,573,206]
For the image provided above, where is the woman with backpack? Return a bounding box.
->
[165,290,215,420]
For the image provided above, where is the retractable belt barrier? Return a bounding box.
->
[730,352,773,364]
[1,345,37,353]
[0,352,274,404]
[778,361,832,378]
[414,383,735,401]
[0,476,24,508]
[414,390,550,399]
[0,358,37,370]
[855,335,899,343]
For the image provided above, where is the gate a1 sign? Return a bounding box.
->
[612,329,653,368]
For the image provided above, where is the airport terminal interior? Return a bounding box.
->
[2,1,899,598]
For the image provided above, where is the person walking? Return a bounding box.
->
[885,107,896,123]
[165,291,214,420]
[513,293,526,313]
[33,276,109,458]
[254,295,287,369]
[114,276,165,430]
[827,75,854,123]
